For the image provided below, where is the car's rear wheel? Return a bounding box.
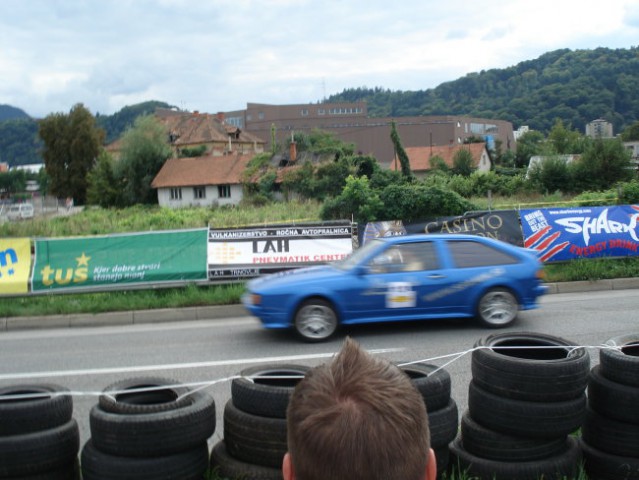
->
[294,299,338,342]
[477,288,518,328]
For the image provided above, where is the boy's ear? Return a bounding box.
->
[425,448,437,480]
[282,452,294,480]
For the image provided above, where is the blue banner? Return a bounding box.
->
[520,205,639,262]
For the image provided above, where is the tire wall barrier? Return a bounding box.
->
[211,364,310,480]
[81,377,215,480]
[0,384,80,479]
[5,332,639,479]
[581,333,639,480]
[453,332,590,480]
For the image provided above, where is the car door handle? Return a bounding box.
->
[426,274,445,279]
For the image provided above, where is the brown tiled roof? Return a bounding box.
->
[390,142,488,171]
[151,154,253,188]
[157,112,264,146]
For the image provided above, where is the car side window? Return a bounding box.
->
[447,240,518,268]
[368,242,439,273]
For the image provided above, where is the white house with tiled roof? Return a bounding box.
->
[151,154,253,208]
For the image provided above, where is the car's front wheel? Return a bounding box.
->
[477,288,518,328]
[294,299,338,342]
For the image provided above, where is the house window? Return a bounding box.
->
[193,186,206,199]
[218,185,231,198]
[258,112,264,120]
[170,188,182,200]
[301,108,309,116]
[318,109,325,115]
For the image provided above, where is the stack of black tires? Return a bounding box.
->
[397,362,458,479]
[581,333,639,479]
[450,332,590,480]
[0,384,80,479]
[80,376,216,480]
[210,364,309,480]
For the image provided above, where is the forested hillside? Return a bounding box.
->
[0,104,30,122]
[95,100,174,143]
[328,47,639,134]
[0,119,42,166]
[0,100,173,167]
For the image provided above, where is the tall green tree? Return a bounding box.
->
[116,115,173,205]
[515,130,546,168]
[452,148,475,176]
[390,121,414,180]
[38,103,104,204]
[547,119,581,154]
[87,151,120,207]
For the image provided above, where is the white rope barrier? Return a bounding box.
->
[0,344,623,401]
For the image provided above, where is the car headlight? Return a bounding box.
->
[249,293,262,306]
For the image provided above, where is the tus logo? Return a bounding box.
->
[0,248,18,278]
[40,252,90,286]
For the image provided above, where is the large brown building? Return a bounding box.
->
[223,102,515,164]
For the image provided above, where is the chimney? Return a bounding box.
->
[216,112,225,123]
[289,139,297,163]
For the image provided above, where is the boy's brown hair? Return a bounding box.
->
[286,337,431,480]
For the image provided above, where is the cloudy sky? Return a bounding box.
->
[1,0,638,118]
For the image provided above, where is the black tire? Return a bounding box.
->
[0,384,73,435]
[460,411,568,462]
[476,287,518,328]
[397,362,452,412]
[467,380,586,439]
[223,399,287,469]
[98,376,192,414]
[588,364,639,424]
[472,332,590,402]
[80,439,209,480]
[0,419,79,477]
[17,459,80,480]
[89,389,216,457]
[231,364,310,418]
[599,333,639,387]
[582,405,639,458]
[428,398,459,449]
[580,438,639,480]
[293,298,338,342]
[449,436,580,480]
[210,440,284,480]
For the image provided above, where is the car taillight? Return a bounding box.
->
[536,269,546,281]
[251,294,262,306]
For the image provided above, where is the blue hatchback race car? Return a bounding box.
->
[242,234,548,342]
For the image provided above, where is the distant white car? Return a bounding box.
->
[6,203,34,221]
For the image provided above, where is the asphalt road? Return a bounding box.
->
[0,289,637,453]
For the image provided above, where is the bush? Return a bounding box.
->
[571,189,618,207]
[377,184,476,222]
[619,180,639,204]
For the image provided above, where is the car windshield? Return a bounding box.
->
[334,239,384,271]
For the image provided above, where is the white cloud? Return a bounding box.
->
[0,0,637,118]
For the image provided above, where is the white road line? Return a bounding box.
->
[0,348,403,381]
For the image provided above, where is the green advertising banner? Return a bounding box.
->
[32,229,208,292]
